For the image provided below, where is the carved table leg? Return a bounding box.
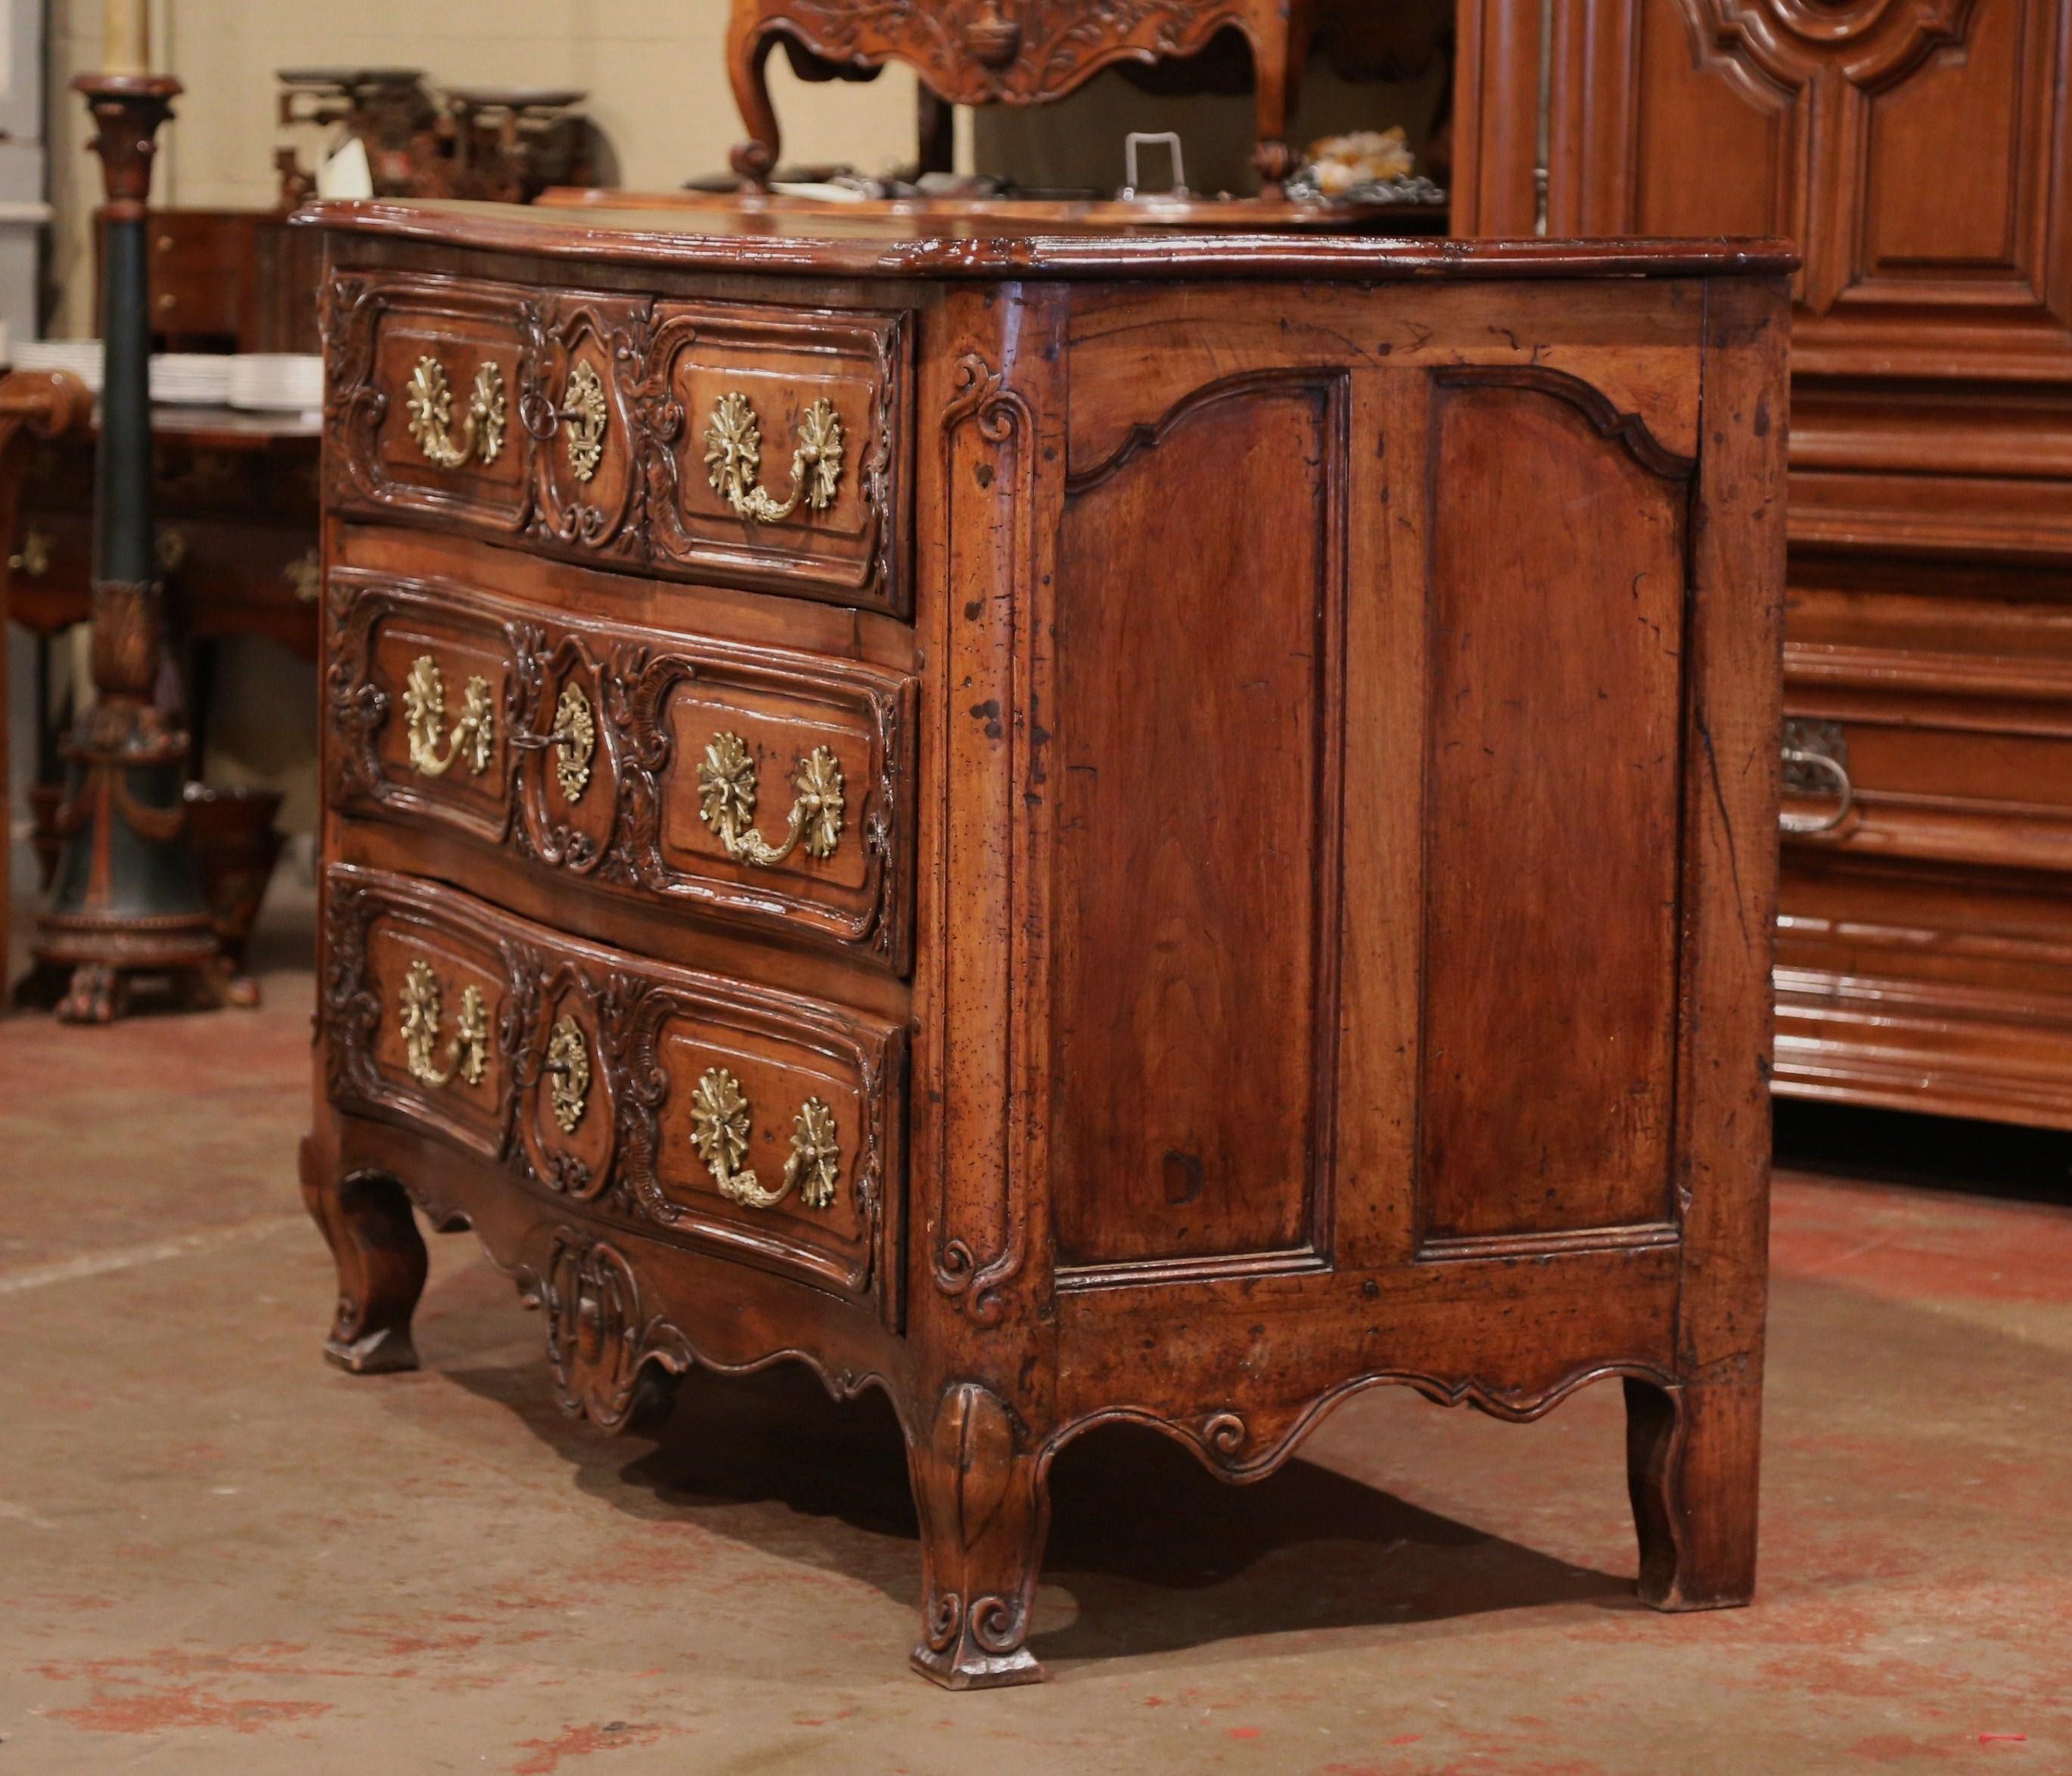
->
[300,1138,428,1376]
[726,25,780,190]
[908,1382,1051,1690]
[1625,1377,1760,1610]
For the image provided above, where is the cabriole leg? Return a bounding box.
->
[300,1137,427,1376]
[908,1382,1051,1690]
[1625,1377,1760,1610]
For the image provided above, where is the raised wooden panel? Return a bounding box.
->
[646,301,911,616]
[1631,0,1795,243]
[1474,0,2072,373]
[1049,374,1344,1271]
[1417,374,1689,1245]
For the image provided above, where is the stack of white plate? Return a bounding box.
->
[150,352,235,405]
[228,353,324,414]
[11,338,104,394]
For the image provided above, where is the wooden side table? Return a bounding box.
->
[0,368,93,994]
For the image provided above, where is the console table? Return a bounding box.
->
[301,197,1789,1686]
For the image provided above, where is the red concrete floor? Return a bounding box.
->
[3,890,2070,1773]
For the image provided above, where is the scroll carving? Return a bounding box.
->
[539,1232,691,1433]
[931,352,1038,1328]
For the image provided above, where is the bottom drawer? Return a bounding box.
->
[320,863,905,1318]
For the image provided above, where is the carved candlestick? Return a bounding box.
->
[29,74,239,1023]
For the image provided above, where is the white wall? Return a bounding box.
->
[43,0,924,334]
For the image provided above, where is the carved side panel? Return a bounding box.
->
[1046,371,1347,1272]
[1415,370,1691,1247]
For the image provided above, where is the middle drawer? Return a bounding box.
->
[327,567,917,972]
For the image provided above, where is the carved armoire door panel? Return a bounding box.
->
[1459,0,2072,377]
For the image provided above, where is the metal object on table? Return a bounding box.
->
[1120,132,1190,201]
[1780,718,1855,837]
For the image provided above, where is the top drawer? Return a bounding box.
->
[323,271,912,616]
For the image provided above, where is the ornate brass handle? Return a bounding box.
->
[688,1067,841,1211]
[561,361,608,483]
[695,732,844,867]
[1780,718,1854,837]
[510,683,595,803]
[404,356,507,469]
[399,960,489,1089]
[9,523,54,579]
[402,654,495,779]
[703,391,843,523]
[540,1014,592,1133]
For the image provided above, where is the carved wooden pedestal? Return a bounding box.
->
[302,197,1788,1686]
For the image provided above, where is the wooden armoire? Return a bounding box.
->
[1455,0,2072,1129]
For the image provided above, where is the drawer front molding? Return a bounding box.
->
[323,866,905,1312]
[325,271,912,611]
[327,571,916,968]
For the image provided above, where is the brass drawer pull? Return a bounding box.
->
[696,731,844,866]
[8,523,54,579]
[405,356,508,469]
[402,654,495,778]
[704,391,843,523]
[561,361,609,483]
[540,1014,592,1133]
[1780,719,1854,837]
[399,960,489,1089]
[511,683,595,803]
[688,1066,841,1211]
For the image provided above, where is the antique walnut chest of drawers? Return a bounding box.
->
[301,200,1791,1688]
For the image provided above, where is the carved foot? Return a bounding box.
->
[1626,1377,1760,1611]
[174,957,260,1011]
[54,961,123,1023]
[300,1141,427,1376]
[908,1382,1050,1690]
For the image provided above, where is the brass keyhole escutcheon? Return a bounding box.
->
[562,360,609,484]
[405,356,507,469]
[398,960,489,1089]
[542,1015,592,1134]
[402,654,495,779]
[695,732,843,868]
[687,1067,841,1212]
[703,391,843,523]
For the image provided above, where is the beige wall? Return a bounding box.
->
[45,0,924,334]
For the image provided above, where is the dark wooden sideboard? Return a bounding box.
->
[1454,0,2072,1129]
[300,198,1789,1685]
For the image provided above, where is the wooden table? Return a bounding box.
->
[0,369,93,985]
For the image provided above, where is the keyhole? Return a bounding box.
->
[1163,1150,1205,1206]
